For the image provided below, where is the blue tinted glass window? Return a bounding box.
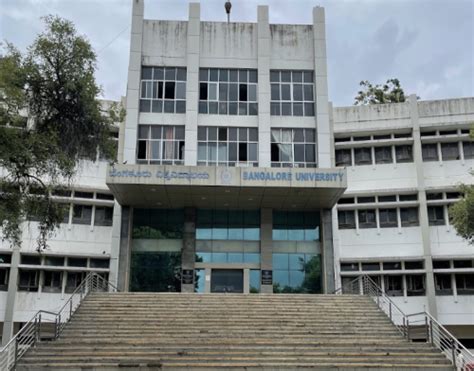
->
[289,254,305,270]
[250,270,260,293]
[288,229,304,241]
[244,253,260,264]
[195,269,205,293]
[196,252,211,263]
[212,227,228,240]
[273,270,289,287]
[272,228,287,241]
[196,227,212,240]
[273,253,289,270]
[289,270,305,287]
[228,253,244,263]
[244,228,260,241]
[228,228,243,240]
[212,253,227,263]
[304,228,319,241]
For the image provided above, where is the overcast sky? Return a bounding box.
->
[1,0,473,106]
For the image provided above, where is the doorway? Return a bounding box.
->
[210,269,244,293]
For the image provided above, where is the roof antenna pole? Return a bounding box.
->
[225,1,232,23]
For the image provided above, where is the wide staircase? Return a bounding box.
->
[18,293,452,370]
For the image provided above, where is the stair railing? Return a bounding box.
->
[335,275,474,370]
[0,272,118,371]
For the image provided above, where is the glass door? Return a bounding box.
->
[211,269,244,293]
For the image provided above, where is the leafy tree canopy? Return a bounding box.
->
[0,15,121,251]
[354,78,408,105]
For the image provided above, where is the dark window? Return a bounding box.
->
[421,131,436,137]
[383,262,401,270]
[353,136,370,141]
[373,134,391,140]
[18,270,39,292]
[427,193,443,200]
[406,275,425,296]
[335,137,350,143]
[394,132,412,138]
[399,194,417,201]
[374,146,393,164]
[0,269,9,290]
[43,271,62,293]
[358,196,375,203]
[361,263,380,271]
[378,195,396,202]
[463,141,474,159]
[341,262,359,272]
[354,148,372,165]
[435,274,452,295]
[453,260,473,268]
[384,275,403,296]
[68,258,87,267]
[456,274,474,295]
[74,191,93,199]
[95,206,114,227]
[379,209,397,228]
[338,198,355,205]
[422,143,439,162]
[358,210,376,228]
[405,261,424,270]
[400,207,419,227]
[72,205,93,225]
[66,272,87,293]
[428,206,445,226]
[433,260,450,269]
[96,193,114,201]
[446,192,461,199]
[0,254,11,264]
[44,256,64,266]
[335,149,351,166]
[90,259,110,269]
[441,142,460,161]
[21,255,41,265]
[338,210,355,229]
[395,145,413,163]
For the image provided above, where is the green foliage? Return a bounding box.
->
[449,185,474,245]
[354,78,410,105]
[0,16,118,251]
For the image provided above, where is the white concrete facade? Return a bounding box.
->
[0,0,472,347]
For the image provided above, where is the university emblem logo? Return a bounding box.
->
[220,168,233,184]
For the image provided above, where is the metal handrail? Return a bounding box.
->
[335,275,474,369]
[0,272,118,370]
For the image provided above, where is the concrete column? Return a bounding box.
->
[260,208,273,294]
[257,6,271,168]
[409,94,438,317]
[184,3,200,166]
[108,201,122,289]
[313,7,331,168]
[243,269,250,294]
[182,208,196,293]
[117,206,132,292]
[2,246,20,345]
[321,209,335,293]
[123,0,144,164]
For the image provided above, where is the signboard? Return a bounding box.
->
[181,269,194,285]
[261,270,273,285]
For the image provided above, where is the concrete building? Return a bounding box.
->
[0,0,472,348]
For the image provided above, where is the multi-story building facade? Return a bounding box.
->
[0,1,472,348]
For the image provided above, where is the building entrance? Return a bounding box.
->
[211,269,244,293]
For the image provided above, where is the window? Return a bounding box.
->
[197,127,258,167]
[373,134,391,140]
[400,207,419,227]
[405,261,424,270]
[422,143,439,162]
[358,210,376,229]
[0,254,11,264]
[273,211,320,241]
[374,146,393,164]
[90,259,110,269]
[394,132,412,138]
[341,262,359,272]
[337,210,355,229]
[361,263,380,271]
[72,205,92,225]
[66,272,86,293]
[271,129,316,168]
[435,274,452,295]
[43,271,62,293]
[335,149,351,166]
[96,193,114,201]
[140,67,186,114]
[428,206,445,226]
[433,260,450,269]
[199,68,257,116]
[384,275,403,296]
[383,262,401,270]
[379,209,397,228]
[441,142,460,160]
[463,141,474,159]
[358,196,375,203]
[406,275,425,296]
[395,145,413,163]
[196,209,260,241]
[68,258,87,267]
[18,270,39,291]
[399,194,417,201]
[353,136,370,142]
[270,70,314,116]
[427,193,443,200]
[354,148,372,165]
[378,195,396,202]
[136,125,185,165]
[44,256,64,266]
[273,254,321,293]
[21,255,40,265]
[133,209,184,239]
[74,191,93,199]
[456,274,474,295]
[453,260,473,268]
[338,198,355,204]
[95,206,113,226]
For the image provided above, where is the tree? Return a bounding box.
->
[448,128,474,245]
[0,16,118,251]
[354,78,408,105]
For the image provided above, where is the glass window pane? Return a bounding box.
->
[209,69,218,81]
[200,83,208,100]
[209,102,218,114]
[138,126,149,139]
[229,84,238,101]
[293,84,303,101]
[249,143,258,161]
[218,143,228,162]
[198,143,207,161]
[245,253,260,264]
[293,103,303,116]
[208,127,217,140]
[289,254,305,270]
[140,99,151,112]
[248,84,257,102]
[288,229,305,241]
[228,253,243,263]
[249,128,258,142]
[304,85,314,101]
[198,127,206,141]
[208,83,217,100]
[272,228,287,241]
[154,67,164,80]
[294,144,305,162]
[304,103,314,116]
[176,68,186,81]
[281,84,291,100]
[282,103,291,115]
[219,102,228,114]
[273,253,289,270]
[199,69,208,82]
[208,142,217,161]
[228,102,238,115]
[303,71,313,83]
[270,70,280,82]
[281,71,291,82]
[248,70,257,83]
[238,69,248,82]
[305,144,316,163]
[212,228,228,240]
[212,252,227,262]
[289,270,304,288]
[150,142,161,159]
[219,83,228,101]
[228,228,243,240]
[199,101,207,114]
[176,101,186,113]
[152,100,162,113]
[292,71,303,83]
[229,142,238,161]
[164,100,174,113]
[219,69,229,82]
[271,102,280,116]
[229,69,238,82]
[165,68,175,80]
[243,228,260,240]
[142,67,153,79]
[305,129,315,142]
[271,84,280,100]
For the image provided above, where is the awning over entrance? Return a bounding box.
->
[106,164,347,209]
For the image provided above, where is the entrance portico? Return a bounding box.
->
[107,164,346,294]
